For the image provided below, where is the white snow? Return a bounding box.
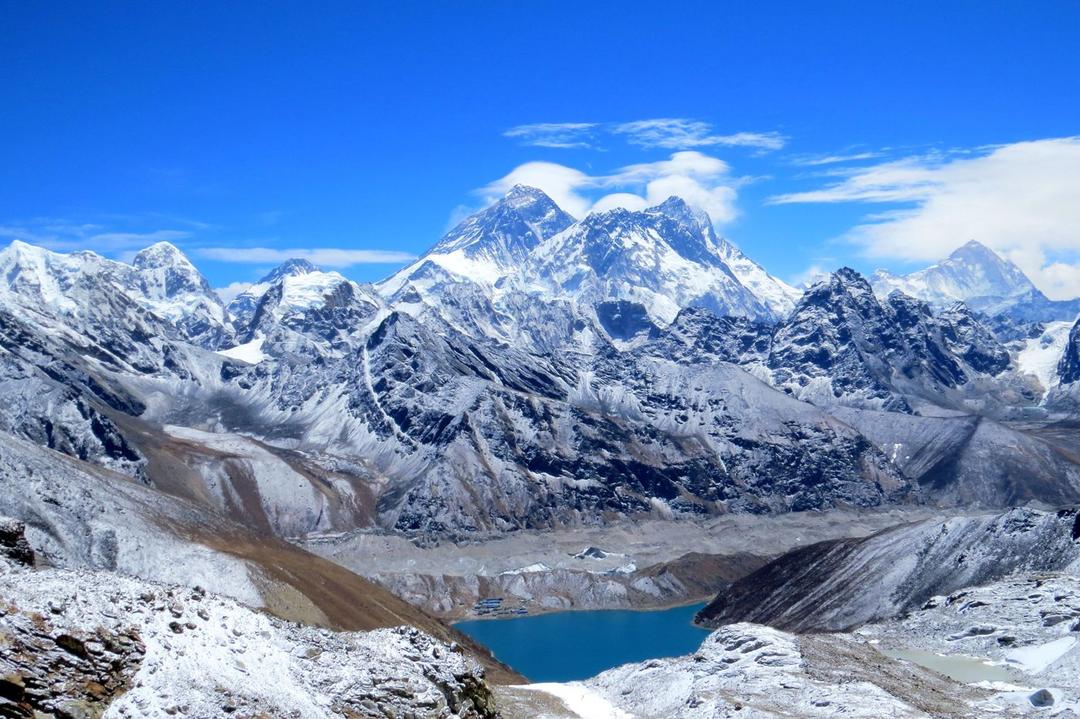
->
[217,336,267,364]
[280,270,349,309]
[1016,321,1073,391]
[0,556,491,719]
[515,683,632,719]
[1006,637,1076,674]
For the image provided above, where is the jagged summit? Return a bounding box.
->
[514,197,798,325]
[428,184,574,260]
[377,184,576,303]
[259,257,319,283]
[647,195,710,231]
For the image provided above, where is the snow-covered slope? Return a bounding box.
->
[226,258,319,328]
[131,241,232,348]
[0,521,499,719]
[1016,320,1074,392]
[0,239,232,349]
[698,507,1080,632]
[381,189,798,345]
[509,622,1004,718]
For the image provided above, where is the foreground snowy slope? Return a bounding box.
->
[0,432,516,682]
[0,520,500,719]
[499,621,1059,718]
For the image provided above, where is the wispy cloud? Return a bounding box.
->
[0,222,192,253]
[504,122,598,149]
[215,281,254,303]
[612,119,786,151]
[788,150,886,167]
[195,247,416,267]
[789,263,835,288]
[480,150,740,226]
[504,118,786,152]
[768,137,1080,299]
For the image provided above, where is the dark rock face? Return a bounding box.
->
[0,518,34,566]
[1059,319,1080,385]
[696,507,1080,632]
[766,270,1013,412]
[595,300,658,341]
[0,605,144,718]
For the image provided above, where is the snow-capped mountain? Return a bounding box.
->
[381,188,799,340]
[131,241,233,348]
[0,239,232,348]
[513,196,799,325]
[764,268,1012,412]
[2,189,1080,539]
[226,258,319,328]
[380,184,575,298]
[871,240,1080,321]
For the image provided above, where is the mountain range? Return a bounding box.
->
[3,187,1080,539]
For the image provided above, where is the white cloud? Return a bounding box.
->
[612,119,786,151]
[504,122,598,149]
[789,263,834,289]
[480,151,740,227]
[215,281,252,304]
[480,162,595,218]
[196,247,416,267]
[768,137,1080,300]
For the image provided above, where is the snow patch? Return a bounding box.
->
[515,683,632,719]
[217,337,267,364]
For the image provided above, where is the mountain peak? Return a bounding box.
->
[870,238,1042,316]
[830,267,869,287]
[259,258,319,284]
[503,184,549,200]
[411,184,575,274]
[948,239,1005,263]
[132,241,193,270]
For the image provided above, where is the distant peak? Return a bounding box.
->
[133,241,192,268]
[655,195,691,211]
[949,240,1003,262]
[649,196,713,232]
[500,184,559,211]
[259,258,319,284]
[504,184,548,199]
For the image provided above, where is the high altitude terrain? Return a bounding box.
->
[3,186,1080,716]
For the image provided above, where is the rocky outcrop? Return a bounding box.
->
[0,518,33,567]
[0,603,144,719]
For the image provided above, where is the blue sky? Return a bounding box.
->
[3,1,1079,297]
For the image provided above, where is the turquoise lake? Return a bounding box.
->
[454,602,710,682]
